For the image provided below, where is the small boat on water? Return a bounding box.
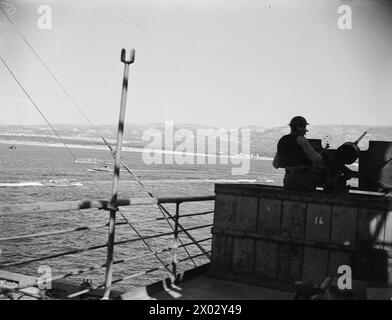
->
[8,145,16,150]
[87,165,111,172]
[74,158,101,164]
[45,179,83,187]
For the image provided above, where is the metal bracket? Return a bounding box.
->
[121,48,135,64]
[103,204,119,212]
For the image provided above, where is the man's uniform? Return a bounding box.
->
[273,116,322,192]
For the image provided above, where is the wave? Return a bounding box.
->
[0,182,44,187]
[0,181,83,188]
[0,178,273,188]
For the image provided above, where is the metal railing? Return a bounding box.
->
[0,195,215,299]
[0,48,215,300]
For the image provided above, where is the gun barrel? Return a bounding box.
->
[354,131,367,145]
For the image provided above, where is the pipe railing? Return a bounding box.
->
[0,195,215,299]
[0,195,215,216]
[0,210,215,242]
[2,237,212,295]
[66,250,212,299]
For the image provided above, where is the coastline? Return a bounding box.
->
[0,139,274,161]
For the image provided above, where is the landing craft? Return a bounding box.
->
[87,165,111,172]
[74,158,101,165]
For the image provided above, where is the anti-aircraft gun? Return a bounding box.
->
[309,133,392,194]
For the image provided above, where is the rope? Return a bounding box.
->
[0,7,95,128]
[0,8,91,177]
[112,145,210,259]
[102,141,203,265]
[1,7,210,282]
[118,211,173,275]
[0,54,209,291]
[0,55,78,163]
[2,5,209,261]
[115,209,213,226]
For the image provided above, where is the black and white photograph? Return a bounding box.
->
[0,0,391,306]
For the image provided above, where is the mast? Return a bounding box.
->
[102,48,135,299]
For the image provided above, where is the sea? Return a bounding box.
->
[0,142,284,293]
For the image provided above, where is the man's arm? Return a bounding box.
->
[273,151,280,169]
[296,136,322,163]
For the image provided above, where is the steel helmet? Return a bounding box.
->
[289,116,309,126]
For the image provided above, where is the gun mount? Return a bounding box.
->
[308,134,392,193]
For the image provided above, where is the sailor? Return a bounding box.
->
[273,116,322,191]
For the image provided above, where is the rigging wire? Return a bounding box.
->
[0,50,196,274]
[103,142,206,264]
[0,6,94,128]
[118,211,174,276]
[0,55,78,164]
[0,8,209,262]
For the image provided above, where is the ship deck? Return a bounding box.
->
[118,264,293,300]
[118,264,383,300]
[1,264,388,300]
[123,274,293,300]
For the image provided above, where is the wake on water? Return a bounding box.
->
[0,181,83,188]
[0,178,276,188]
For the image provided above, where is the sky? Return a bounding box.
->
[0,0,391,128]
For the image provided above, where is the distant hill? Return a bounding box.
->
[240,125,267,133]
[250,125,392,156]
[0,123,390,157]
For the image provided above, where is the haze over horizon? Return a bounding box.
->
[1,0,392,128]
[1,121,392,130]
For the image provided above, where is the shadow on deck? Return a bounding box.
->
[119,264,292,300]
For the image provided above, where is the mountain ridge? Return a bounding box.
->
[1,124,390,157]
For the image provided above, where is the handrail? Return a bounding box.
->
[66,250,212,299]
[0,195,215,216]
[0,224,213,268]
[2,237,212,294]
[0,195,215,299]
[0,210,214,242]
